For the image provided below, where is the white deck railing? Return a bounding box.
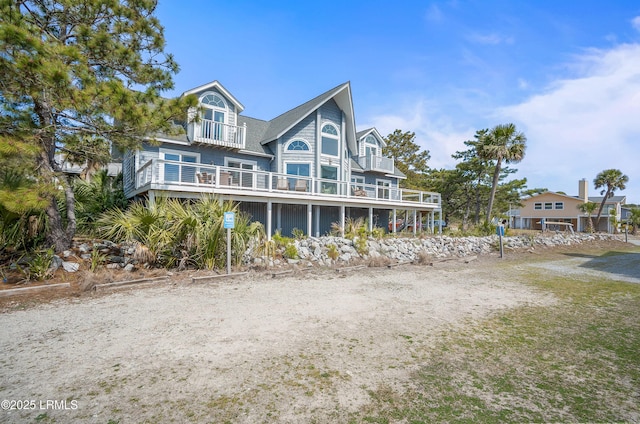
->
[357,154,394,173]
[134,159,441,207]
[193,120,246,149]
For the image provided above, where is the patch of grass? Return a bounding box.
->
[357,254,640,423]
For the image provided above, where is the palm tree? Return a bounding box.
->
[593,169,628,228]
[478,123,527,223]
[577,201,598,233]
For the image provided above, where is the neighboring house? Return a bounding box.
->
[512,179,626,233]
[122,80,442,238]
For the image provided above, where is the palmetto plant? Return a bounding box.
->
[97,195,263,270]
[73,170,127,235]
[577,201,598,233]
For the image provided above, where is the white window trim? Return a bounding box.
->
[320,122,340,158]
[200,92,228,124]
[351,175,365,191]
[224,157,257,169]
[284,161,312,176]
[376,178,391,199]
[284,139,311,152]
[159,148,200,183]
[364,134,379,156]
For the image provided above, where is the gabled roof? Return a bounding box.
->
[258,82,357,153]
[589,195,626,204]
[356,128,386,147]
[522,191,626,205]
[237,116,273,157]
[522,191,585,202]
[182,80,245,113]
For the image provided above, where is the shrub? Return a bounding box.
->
[371,227,385,240]
[272,230,293,248]
[291,228,305,240]
[354,236,368,255]
[97,195,262,270]
[90,248,107,272]
[22,247,54,281]
[326,244,339,260]
[283,243,298,260]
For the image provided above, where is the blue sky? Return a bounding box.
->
[156,0,640,204]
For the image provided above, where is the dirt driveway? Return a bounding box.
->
[1,242,638,423]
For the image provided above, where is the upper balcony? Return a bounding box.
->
[192,120,246,149]
[357,154,394,173]
[131,158,440,210]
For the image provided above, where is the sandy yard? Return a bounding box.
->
[1,240,638,423]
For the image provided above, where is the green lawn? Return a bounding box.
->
[354,251,640,423]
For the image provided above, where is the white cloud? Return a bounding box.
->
[632,16,640,32]
[362,99,476,170]
[497,44,640,201]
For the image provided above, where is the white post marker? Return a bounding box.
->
[223,211,235,274]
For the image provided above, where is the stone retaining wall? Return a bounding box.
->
[249,233,624,268]
[43,233,623,274]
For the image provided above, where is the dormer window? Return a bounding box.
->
[321,124,339,157]
[200,93,227,140]
[286,140,310,151]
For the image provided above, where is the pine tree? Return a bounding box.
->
[0,0,197,252]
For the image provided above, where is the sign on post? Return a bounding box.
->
[224,212,235,274]
[224,212,235,229]
[496,221,505,258]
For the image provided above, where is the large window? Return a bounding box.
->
[321,165,338,194]
[376,179,390,199]
[285,162,311,191]
[226,159,255,188]
[286,163,310,176]
[201,93,226,140]
[321,124,339,157]
[162,150,198,183]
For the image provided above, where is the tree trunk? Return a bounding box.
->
[594,190,610,229]
[45,196,71,252]
[486,157,502,223]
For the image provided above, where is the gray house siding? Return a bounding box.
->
[279,113,317,174]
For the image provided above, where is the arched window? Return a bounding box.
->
[200,93,227,140]
[364,134,379,156]
[286,140,310,151]
[321,123,339,156]
[201,94,226,108]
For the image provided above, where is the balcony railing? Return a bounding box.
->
[357,154,394,173]
[193,120,246,149]
[134,159,441,208]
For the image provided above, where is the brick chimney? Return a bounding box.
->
[578,178,588,203]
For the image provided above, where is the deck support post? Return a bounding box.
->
[267,200,272,241]
[307,203,313,237]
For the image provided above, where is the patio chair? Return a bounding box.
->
[294,179,307,192]
[277,178,289,190]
